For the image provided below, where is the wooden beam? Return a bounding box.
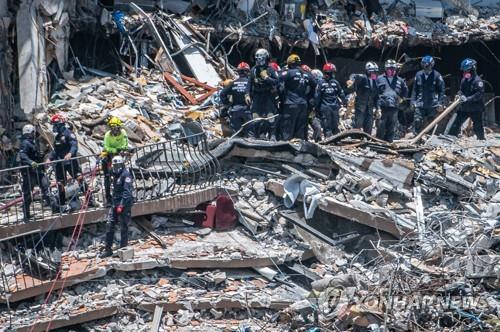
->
[163,72,198,105]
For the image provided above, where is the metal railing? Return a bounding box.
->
[0,131,220,298]
[0,131,219,227]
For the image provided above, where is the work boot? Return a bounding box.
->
[99,248,113,258]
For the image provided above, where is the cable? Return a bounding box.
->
[28,163,100,332]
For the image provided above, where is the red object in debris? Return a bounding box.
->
[202,203,217,229]
[215,194,237,230]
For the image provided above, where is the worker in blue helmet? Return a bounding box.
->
[410,55,445,134]
[449,58,485,140]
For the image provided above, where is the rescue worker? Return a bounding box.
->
[346,61,380,134]
[248,48,279,140]
[219,62,252,136]
[411,55,445,133]
[375,59,408,142]
[449,58,485,140]
[309,69,324,142]
[19,124,57,221]
[48,114,93,208]
[278,54,315,140]
[100,117,129,206]
[100,155,134,258]
[315,63,346,138]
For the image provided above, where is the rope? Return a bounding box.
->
[28,163,100,332]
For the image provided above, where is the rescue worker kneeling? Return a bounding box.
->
[219,62,252,136]
[315,63,346,138]
[100,155,134,258]
[100,117,129,206]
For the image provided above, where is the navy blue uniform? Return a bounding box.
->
[105,168,134,249]
[350,74,378,134]
[449,75,485,140]
[278,67,315,140]
[375,75,408,142]
[49,126,90,206]
[411,70,445,133]
[248,65,279,139]
[315,77,346,137]
[220,76,252,136]
[18,135,55,220]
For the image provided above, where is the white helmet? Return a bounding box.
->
[22,124,36,136]
[311,69,323,81]
[255,48,269,66]
[365,62,379,72]
[112,155,125,173]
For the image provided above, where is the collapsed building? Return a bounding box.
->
[0,0,499,331]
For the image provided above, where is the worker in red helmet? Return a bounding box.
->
[315,63,346,137]
[47,114,95,210]
[219,62,252,136]
[269,62,281,73]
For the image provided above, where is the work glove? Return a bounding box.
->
[100,151,108,159]
[245,94,251,106]
[375,108,382,120]
[260,70,269,80]
[459,95,467,103]
[115,205,124,214]
[346,79,354,88]
[31,161,38,169]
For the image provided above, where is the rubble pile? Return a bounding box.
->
[0,131,499,330]
[191,0,500,50]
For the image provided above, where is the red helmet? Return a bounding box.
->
[50,114,65,124]
[300,64,311,72]
[322,63,336,73]
[237,62,250,71]
[269,62,281,72]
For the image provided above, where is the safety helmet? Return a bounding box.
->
[22,124,35,136]
[421,55,435,70]
[365,61,379,73]
[286,54,301,66]
[112,155,125,173]
[322,63,337,73]
[300,64,311,72]
[311,69,323,81]
[385,59,398,70]
[255,48,269,66]
[460,58,477,72]
[269,62,281,72]
[50,114,65,124]
[237,62,250,72]
[108,116,122,128]
[222,79,233,88]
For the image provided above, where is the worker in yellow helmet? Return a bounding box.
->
[100,117,129,206]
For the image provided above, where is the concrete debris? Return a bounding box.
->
[0,1,500,331]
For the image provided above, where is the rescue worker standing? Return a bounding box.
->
[411,55,445,134]
[449,58,486,140]
[100,155,134,258]
[219,62,252,136]
[347,61,380,134]
[100,117,129,206]
[248,49,279,140]
[375,60,408,142]
[278,54,315,140]
[315,63,346,138]
[48,114,93,207]
[309,69,324,142]
[19,124,57,221]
